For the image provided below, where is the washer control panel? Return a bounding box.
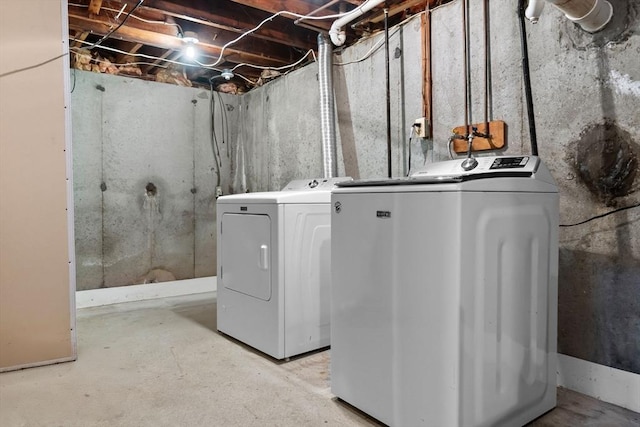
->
[489,157,529,169]
[412,156,538,178]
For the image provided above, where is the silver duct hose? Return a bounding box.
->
[318,33,338,178]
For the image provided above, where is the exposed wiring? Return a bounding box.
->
[209,80,222,185]
[560,203,640,227]
[0,53,69,79]
[230,49,315,72]
[335,12,420,66]
[407,126,415,177]
[87,0,145,49]
[71,38,212,68]
[195,0,382,68]
[69,2,184,36]
[70,48,170,69]
[71,67,77,93]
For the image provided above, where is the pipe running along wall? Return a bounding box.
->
[329,0,386,46]
[318,33,338,178]
[525,0,613,33]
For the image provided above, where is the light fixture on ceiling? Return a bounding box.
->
[181,31,199,60]
[220,69,234,80]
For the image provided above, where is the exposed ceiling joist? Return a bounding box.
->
[68,0,434,90]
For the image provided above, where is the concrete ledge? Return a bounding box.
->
[76,277,217,309]
[558,353,640,413]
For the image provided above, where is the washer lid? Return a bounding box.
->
[334,156,558,192]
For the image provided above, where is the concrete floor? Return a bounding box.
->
[1,293,638,426]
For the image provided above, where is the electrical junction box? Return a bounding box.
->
[414,117,429,138]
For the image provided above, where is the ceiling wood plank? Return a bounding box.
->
[226,0,356,30]
[115,43,143,64]
[72,31,90,48]
[142,49,176,74]
[141,0,318,50]
[360,0,427,24]
[68,11,294,67]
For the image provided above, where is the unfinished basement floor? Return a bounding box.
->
[1,292,638,426]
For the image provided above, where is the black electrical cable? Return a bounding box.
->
[518,0,538,156]
[88,0,145,50]
[483,0,490,136]
[384,6,392,178]
[208,80,222,185]
[462,0,469,137]
[560,203,640,227]
[217,91,230,158]
[71,67,77,93]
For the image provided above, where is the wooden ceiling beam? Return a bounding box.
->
[115,42,143,64]
[72,31,90,48]
[141,49,175,74]
[226,0,356,30]
[141,0,318,50]
[68,8,295,67]
[359,0,427,25]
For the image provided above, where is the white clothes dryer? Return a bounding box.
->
[330,156,558,426]
[217,177,349,359]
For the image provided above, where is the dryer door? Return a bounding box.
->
[220,213,272,301]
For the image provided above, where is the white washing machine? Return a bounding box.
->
[216,177,349,359]
[330,156,558,426]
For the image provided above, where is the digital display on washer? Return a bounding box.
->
[490,156,529,169]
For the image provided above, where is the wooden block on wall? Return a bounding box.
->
[452,120,507,153]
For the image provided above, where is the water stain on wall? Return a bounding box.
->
[569,120,638,206]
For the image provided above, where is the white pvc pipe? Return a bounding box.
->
[329,0,386,46]
[525,0,613,33]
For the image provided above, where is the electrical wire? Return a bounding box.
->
[334,12,420,66]
[87,0,145,49]
[70,48,170,69]
[230,49,315,72]
[69,2,184,36]
[71,67,77,93]
[209,80,222,185]
[71,39,205,69]
[560,203,640,227]
[195,0,383,68]
[0,53,69,79]
[407,126,415,177]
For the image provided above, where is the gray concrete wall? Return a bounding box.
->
[230,15,425,191]
[71,1,638,374]
[72,71,238,289]
[429,0,639,374]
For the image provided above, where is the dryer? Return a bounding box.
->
[217,177,349,359]
[330,156,558,426]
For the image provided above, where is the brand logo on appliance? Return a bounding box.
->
[334,201,342,213]
[376,211,391,218]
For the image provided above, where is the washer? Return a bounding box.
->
[330,156,558,426]
[216,177,349,359]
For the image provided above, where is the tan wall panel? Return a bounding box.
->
[0,0,75,369]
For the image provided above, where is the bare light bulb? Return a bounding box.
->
[184,43,197,60]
